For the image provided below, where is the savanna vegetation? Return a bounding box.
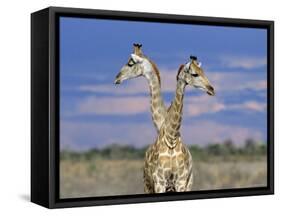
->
[60,139,267,198]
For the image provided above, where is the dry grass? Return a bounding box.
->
[60,159,143,198]
[60,157,267,198]
[192,160,267,190]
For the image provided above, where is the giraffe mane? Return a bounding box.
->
[147,58,161,86]
[176,64,185,81]
[134,46,161,85]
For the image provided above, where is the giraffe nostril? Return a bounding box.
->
[114,78,121,84]
[207,85,215,96]
[114,73,122,84]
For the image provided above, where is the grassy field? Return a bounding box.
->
[60,155,267,198]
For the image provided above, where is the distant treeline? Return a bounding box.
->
[61,139,267,161]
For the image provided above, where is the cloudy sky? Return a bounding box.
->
[60,17,267,150]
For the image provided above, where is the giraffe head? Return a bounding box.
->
[177,56,215,96]
[114,43,160,84]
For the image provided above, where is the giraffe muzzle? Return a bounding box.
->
[206,85,215,96]
[114,78,121,84]
[114,73,122,84]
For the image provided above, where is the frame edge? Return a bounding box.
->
[31,8,51,208]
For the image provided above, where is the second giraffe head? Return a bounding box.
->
[177,56,215,96]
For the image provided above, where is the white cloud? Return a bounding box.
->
[60,121,157,150]
[64,65,267,118]
[243,80,267,91]
[60,120,265,150]
[67,82,266,118]
[67,83,266,117]
[183,94,266,117]
[184,94,225,117]
[182,120,264,146]
[76,95,150,115]
[77,68,178,95]
[229,101,267,112]
[77,68,266,97]
[210,71,267,92]
[79,78,149,95]
[220,55,266,69]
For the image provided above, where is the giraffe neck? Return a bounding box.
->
[163,79,186,147]
[144,71,167,132]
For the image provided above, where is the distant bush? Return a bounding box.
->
[61,144,147,161]
[60,139,267,161]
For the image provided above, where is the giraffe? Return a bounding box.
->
[114,43,167,132]
[144,56,215,193]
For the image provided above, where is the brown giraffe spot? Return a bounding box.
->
[171,122,177,129]
[159,145,167,153]
[181,145,187,154]
[158,168,164,176]
[174,112,179,119]
[153,92,160,99]
[172,159,177,168]
[159,155,170,163]
[152,100,158,108]
[177,160,184,167]
[154,114,160,121]
[178,158,185,166]
[152,86,159,92]
[152,154,157,161]
[178,186,184,191]
[175,144,181,152]
[164,171,170,179]
[178,167,184,176]
[176,93,182,102]
[177,154,184,161]
[163,161,170,168]
[156,173,162,180]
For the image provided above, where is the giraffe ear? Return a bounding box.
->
[131,54,143,63]
[198,62,202,67]
[184,62,191,71]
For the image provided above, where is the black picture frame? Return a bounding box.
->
[31,6,274,208]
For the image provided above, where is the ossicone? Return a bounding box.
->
[190,55,197,61]
[133,43,142,48]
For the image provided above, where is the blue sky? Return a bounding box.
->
[60,17,267,150]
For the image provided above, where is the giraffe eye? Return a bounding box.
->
[127,58,136,67]
[191,73,199,77]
